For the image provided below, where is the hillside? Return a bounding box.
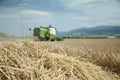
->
[58,26,120,37]
[0,32,8,37]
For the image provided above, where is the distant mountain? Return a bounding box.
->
[57,31,68,37]
[58,26,120,37]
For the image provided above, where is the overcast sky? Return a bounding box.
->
[0,0,120,36]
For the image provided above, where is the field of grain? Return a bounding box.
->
[0,39,120,80]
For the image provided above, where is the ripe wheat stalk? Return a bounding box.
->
[0,39,120,80]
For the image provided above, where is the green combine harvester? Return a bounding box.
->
[33,25,62,41]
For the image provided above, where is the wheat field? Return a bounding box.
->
[0,39,120,80]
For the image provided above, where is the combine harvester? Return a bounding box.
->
[32,25,62,41]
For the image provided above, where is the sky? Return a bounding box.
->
[0,0,120,36]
